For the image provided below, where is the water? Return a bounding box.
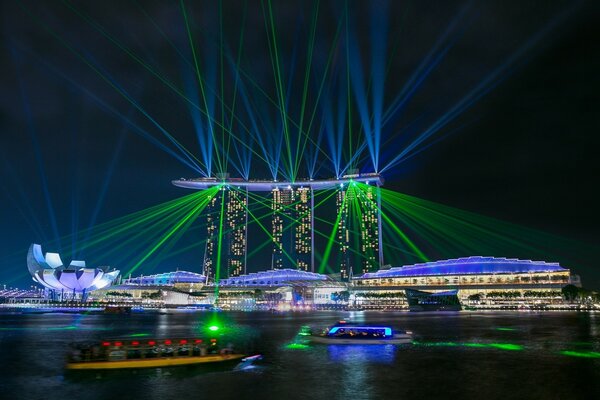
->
[1,311,599,400]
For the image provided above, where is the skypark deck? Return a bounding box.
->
[172,173,383,192]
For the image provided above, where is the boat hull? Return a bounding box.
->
[66,353,246,370]
[308,334,412,345]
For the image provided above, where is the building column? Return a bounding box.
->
[377,183,384,269]
[244,188,249,276]
[310,187,315,273]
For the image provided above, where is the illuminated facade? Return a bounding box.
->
[204,188,248,280]
[271,187,313,271]
[174,173,383,277]
[359,184,381,274]
[336,188,351,280]
[337,180,383,281]
[271,187,293,269]
[353,256,574,299]
[226,189,247,277]
[218,268,328,286]
[124,270,206,286]
[294,187,312,271]
[27,244,119,297]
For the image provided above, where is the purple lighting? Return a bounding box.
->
[360,256,566,279]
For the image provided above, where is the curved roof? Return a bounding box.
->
[219,268,329,286]
[358,256,567,279]
[172,173,382,192]
[125,270,206,285]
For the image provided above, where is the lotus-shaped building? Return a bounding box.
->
[27,244,119,293]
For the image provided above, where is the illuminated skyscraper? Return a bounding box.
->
[336,188,351,280]
[271,187,294,269]
[295,187,312,271]
[271,187,314,271]
[203,191,220,280]
[226,189,247,277]
[173,173,382,280]
[203,187,248,281]
[337,181,383,281]
[359,184,381,274]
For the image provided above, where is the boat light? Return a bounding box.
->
[164,340,172,345]
[102,342,111,346]
[114,342,122,347]
[148,341,156,346]
[194,339,203,344]
[208,325,220,332]
[180,339,187,344]
[131,341,139,346]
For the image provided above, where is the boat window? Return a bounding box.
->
[145,347,159,358]
[108,350,127,361]
[177,345,190,356]
[127,349,142,359]
[327,327,389,338]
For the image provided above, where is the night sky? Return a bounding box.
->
[1,1,599,288]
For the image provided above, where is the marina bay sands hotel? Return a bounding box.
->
[172,172,383,281]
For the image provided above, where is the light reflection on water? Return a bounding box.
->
[327,344,396,364]
[0,311,599,399]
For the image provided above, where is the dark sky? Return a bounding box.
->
[1,1,599,288]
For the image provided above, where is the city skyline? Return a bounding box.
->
[0,1,598,288]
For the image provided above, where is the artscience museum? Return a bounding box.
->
[27,244,120,299]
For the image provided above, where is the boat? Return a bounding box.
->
[303,321,413,345]
[66,337,256,370]
[103,305,132,314]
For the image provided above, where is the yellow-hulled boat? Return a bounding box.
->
[66,337,247,370]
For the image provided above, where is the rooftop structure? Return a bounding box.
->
[218,268,331,287]
[172,173,383,192]
[358,256,567,279]
[123,270,206,286]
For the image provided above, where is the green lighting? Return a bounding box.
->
[495,327,517,331]
[208,325,220,332]
[488,343,523,351]
[412,341,524,351]
[560,351,600,359]
[285,343,310,350]
[462,343,488,348]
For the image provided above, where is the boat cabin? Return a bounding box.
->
[326,325,393,339]
[68,338,228,363]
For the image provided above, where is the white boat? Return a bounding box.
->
[304,322,413,345]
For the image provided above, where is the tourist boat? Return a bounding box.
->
[302,321,413,345]
[103,305,132,314]
[66,337,257,370]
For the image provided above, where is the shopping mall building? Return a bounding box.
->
[89,256,580,309]
[350,256,580,308]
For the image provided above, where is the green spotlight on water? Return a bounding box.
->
[412,341,523,351]
[489,343,523,351]
[208,325,220,332]
[560,351,600,359]
[285,343,310,350]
